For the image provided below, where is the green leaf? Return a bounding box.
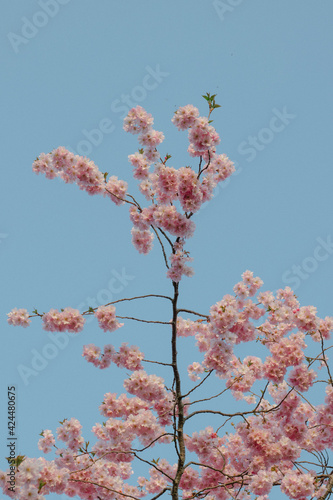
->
[38,480,46,493]
[6,455,26,468]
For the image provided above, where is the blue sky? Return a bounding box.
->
[1,1,333,499]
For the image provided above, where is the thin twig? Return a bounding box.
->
[177,308,209,319]
[126,193,142,210]
[105,188,137,208]
[81,294,173,315]
[131,452,174,482]
[116,315,171,325]
[151,225,170,269]
[143,359,173,367]
[157,226,174,249]
[197,150,211,180]
[69,479,139,499]
[182,371,213,399]
[131,432,174,453]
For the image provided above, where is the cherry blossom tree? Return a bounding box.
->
[2,95,333,500]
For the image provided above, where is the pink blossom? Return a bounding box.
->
[124,370,167,402]
[131,228,154,254]
[153,205,195,238]
[42,307,85,333]
[288,363,317,392]
[281,471,314,499]
[7,308,31,327]
[248,469,276,495]
[262,356,287,383]
[178,166,203,213]
[138,129,164,148]
[82,343,104,368]
[294,305,319,332]
[38,430,55,454]
[151,164,179,204]
[56,418,84,451]
[139,178,154,200]
[188,116,220,155]
[167,240,194,282]
[206,153,235,184]
[143,146,160,163]
[112,343,144,371]
[129,206,150,231]
[187,362,204,381]
[94,305,123,332]
[104,175,128,205]
[128,152,150,179]
[123,105,154,134]
[200,172,217,203]
[209,295,239,337]
[176,317,201,337]
[7,102,333,500]
[171,104,200,130]
[32,151,56,179]
[317,316,333,340]
[33,148,105,196]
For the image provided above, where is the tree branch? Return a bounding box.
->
[116,315,171,325]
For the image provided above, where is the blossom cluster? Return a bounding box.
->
[42,307,85,333]
[7,308,31,328]
[82,342,144,371]
[3,100,333,500]
[94,305,123,332]
[7,304,124,335]
[31,103,236,283]
[174,271,332,403]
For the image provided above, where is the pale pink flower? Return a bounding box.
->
[171,104,200,130]
[131,228,154,254]
[281,471,314,499]
[123,106,154,134]
[7,308,31,327]
[94,305,123,332]
[42,307,84,333]
[104,176,128,205]
[38,430,55,454]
